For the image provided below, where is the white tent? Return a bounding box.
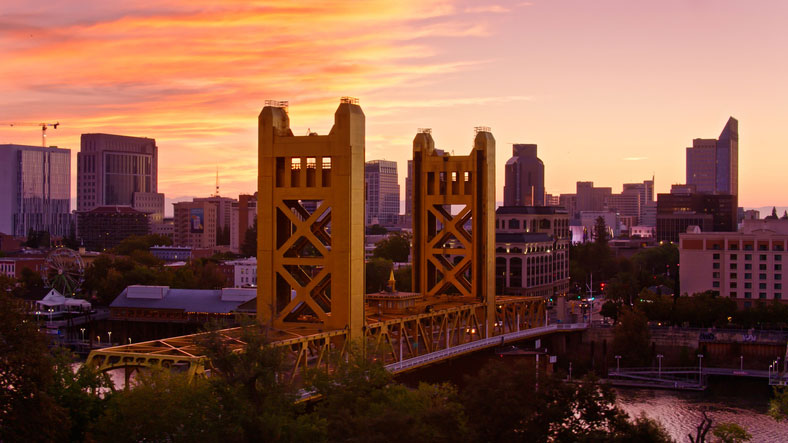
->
[36,289,91,312]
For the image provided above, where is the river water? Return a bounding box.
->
[616,378,788,442]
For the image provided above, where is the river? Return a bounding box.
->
[616,378,788,442]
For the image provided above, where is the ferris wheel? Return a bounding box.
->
[44,247,85,296]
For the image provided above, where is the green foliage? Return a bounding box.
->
[113,234,172,256]
[366,257,393,293]
[241,218,257,257]
[770,387,788,422]
[372,232,411,262]
[711,422,752,442]
[91,370,224,442]
[19,266,44,291]
[461,361,672,442]
[613,307,652,366]
[49,348,115,442]
[0,292,68,442]
[606,271,640,304]
[367,224,388,235]
[594,216,609,245]
[394,265,412,292]
[307,342,467,443]
[600,299,621,321]
[24,228,51,248]
[569,241,619,291]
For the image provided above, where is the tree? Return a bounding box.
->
[394,265,412,292]
[613,307,652,366]
[241,218,257,257]
[307,342,467,443]
[366,257,393,293]
[594,216,609,245]
[461,360,671,442]
[711,422,752,443]
[0,292,69,441]
[114,234,172,255]
[367,224,388,235]
[372,232,411,262]
[600,299,621,322]
[770,387,788,421]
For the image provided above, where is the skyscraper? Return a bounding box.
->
[77,133,164,221]
[686,117,738,195]
[0,144,71,237]
[405,160,413,217]
[503,144,544,206]
[365,160,400,226]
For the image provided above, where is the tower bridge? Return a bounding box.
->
[86,98,569,381]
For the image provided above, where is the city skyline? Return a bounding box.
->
[2,1,788,207]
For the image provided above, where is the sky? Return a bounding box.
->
[1,0,787,210]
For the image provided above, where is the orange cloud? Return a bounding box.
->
[0,0,492,202]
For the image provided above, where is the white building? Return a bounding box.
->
[227,257,257,288]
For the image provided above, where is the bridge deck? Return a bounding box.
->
[85,295,549,378]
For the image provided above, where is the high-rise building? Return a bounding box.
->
[494,206,570,298]
[503,144,545,206]
[76,206,150,251]
[544,194,560,207]
[194,196,236,245]
[77,133,164,222]
[686,117,738,195]
[656,192,737,242]
[405,160,413,217]
[365,160,400,226]
[575,181,611,215]
[173,201,217,249]
[0,144,71,237]
[231,194,257,254]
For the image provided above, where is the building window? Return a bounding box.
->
[759,283,767,290]
[776,264,783,271]
[776,283,783,290]
[730,273,737,280]
[509,219,520,229]
[744,301,752,308]
[730,254,737,260]
[760,264,767,271]
[713,263,720,269]
[760,274,767,280]
[776,293,782,300]
[730,263,738,270]
[713,253,720,260]
[730,291,737,298]
[745,273,752,280]
[759,293,767,299]
[745,292,752,299]
[712,272,720,278]
[744,263,752,270]
[760,254,767,261]
[777,255,783,261]
[777,274,783,280]
[745,254,752,260]
[745,282,752,289]
[729,281,737,289]
[713,281,720,288]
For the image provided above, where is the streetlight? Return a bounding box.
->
[107,331,112,344]
[80,328,86,342]
[128,338,132,344]
[97,336,101,345]
[614,355,622,373]
[697,354,704,377]
[740,355,744,371]
[657,354,664,378]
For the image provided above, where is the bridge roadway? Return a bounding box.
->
[385,322,587,373]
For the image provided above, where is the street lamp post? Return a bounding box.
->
[80,328,86,342]
[107,331,112,345]
[697,354,704,377]
[740,355,744,371]
[614,355,622,373]
[657,354,664,378]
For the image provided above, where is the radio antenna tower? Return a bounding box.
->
[214,166,220,197]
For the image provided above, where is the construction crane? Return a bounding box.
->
[1,122,60,147]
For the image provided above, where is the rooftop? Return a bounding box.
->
[496,206,567,215]
[111,286,256,314]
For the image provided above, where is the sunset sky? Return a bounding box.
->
[2,0,787,210]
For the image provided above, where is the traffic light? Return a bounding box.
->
[600,282,606,292]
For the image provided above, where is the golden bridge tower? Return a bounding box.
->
[257,98,366,339]
[412,127,496,332]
